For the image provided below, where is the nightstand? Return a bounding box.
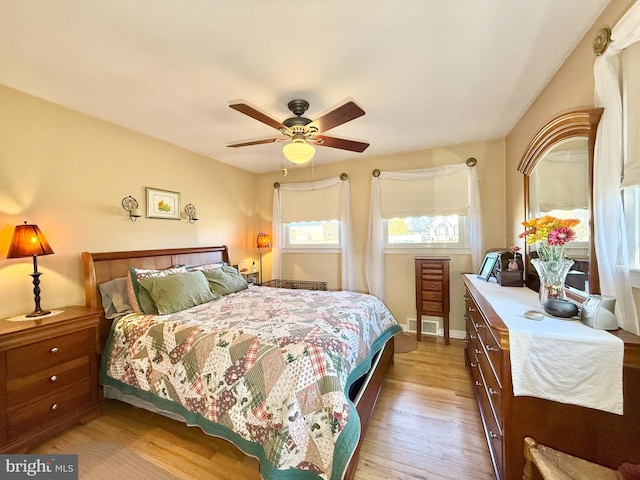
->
[0,306,102,453]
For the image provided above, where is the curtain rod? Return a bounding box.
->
[371,159,477,177]
[274,172,348,189]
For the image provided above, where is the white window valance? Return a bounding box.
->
[279,183,341,223]
[379,166,469,218]
[531,155,589,212]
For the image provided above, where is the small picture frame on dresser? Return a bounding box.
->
[478,252,499,281]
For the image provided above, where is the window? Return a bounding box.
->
[283,220,340,249]
[624,187,640,268]
[622,42,640,285]
[385,214,467,247]
[537,208,590,243]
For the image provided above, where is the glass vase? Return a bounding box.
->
[531,258,574,305]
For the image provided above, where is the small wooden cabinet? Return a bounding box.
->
[0,306,102,452]
[414,256,450,343]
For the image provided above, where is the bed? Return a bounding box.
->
[82,245,401,480]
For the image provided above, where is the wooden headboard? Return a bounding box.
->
[82,245,230,348]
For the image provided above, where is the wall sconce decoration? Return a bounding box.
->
[256,232,272,285]
[184,203,199,223]
[122,195,142,221]
[6,221,55,317]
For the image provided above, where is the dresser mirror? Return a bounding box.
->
[518,107,603,296]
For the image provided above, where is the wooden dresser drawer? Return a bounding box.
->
[7,356,91,407]
[422,280,443,292]
[8,380,92,440]
[476,342,503,428]
[6,329,91,378]
[476,362,504,476]
[420,301,444,314]
[422,291,443,302]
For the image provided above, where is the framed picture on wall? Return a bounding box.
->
[477,252,500,281]
[146,187,181,220]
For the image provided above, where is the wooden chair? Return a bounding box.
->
[522,437,620,480]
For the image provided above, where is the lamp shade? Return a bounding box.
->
[283,139,315,164]
[7,223,54,258]
[257,232,272,249]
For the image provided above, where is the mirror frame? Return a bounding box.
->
[517,107,603,298]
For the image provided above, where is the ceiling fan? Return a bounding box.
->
[227,98,369,164]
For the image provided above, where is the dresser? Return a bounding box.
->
[463,274,640,480]
[0,306,102,453]
[414,256,450,343]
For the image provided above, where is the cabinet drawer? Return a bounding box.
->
[422,291,443,302]
[421,265,444,275]
[420,301,444,314]
[7,356,91,407]
[6,329,91,378]
[8,380,92,440]
[476,362,504,479]
[422,280,443,292]
[477,343,503,428]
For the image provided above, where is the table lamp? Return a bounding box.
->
[7,221,55,317]
[256,232,272,285]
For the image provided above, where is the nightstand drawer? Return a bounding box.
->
[7,356,91,407]
[6,329,91,378]
[8,380,92,439]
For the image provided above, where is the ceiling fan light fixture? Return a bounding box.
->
[283,137,315,164]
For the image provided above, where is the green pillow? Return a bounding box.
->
[139,271,219,315]
[202,265,248,296]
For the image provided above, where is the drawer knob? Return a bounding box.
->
[463,295,468,301]
[50,375,58,382]
[469,307,477,312]
[474,322,485,329]
[470,362,477,368]
[475,380,483,387]
[51,403,58,411]
[487,346,500,352]
[50,347,59,354]
[475,348,482,355]
[489,388,499,396]
[489,430,499,439]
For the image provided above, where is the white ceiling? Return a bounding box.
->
[0,1,609,174]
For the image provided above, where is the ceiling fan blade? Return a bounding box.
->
[228,100,284,130]
[308,99,365,133]
[227,136,284,148]
[313,135,370,153]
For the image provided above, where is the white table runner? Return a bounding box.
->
[466,275,624,415]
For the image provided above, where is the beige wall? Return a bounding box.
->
[257,139,506,336]
[0,84,257,318]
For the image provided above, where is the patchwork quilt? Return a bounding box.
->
[101,286,401,480]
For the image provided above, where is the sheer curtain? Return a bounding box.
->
[272,175,356,291]
[365,163,482,300]
[593,1,640,334]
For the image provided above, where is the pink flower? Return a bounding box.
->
[548,227,575,246]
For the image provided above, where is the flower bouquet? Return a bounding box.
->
[519,216,579,304]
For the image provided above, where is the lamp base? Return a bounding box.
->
[26,308,51,318]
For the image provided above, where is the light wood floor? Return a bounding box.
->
[29,337,495,480]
